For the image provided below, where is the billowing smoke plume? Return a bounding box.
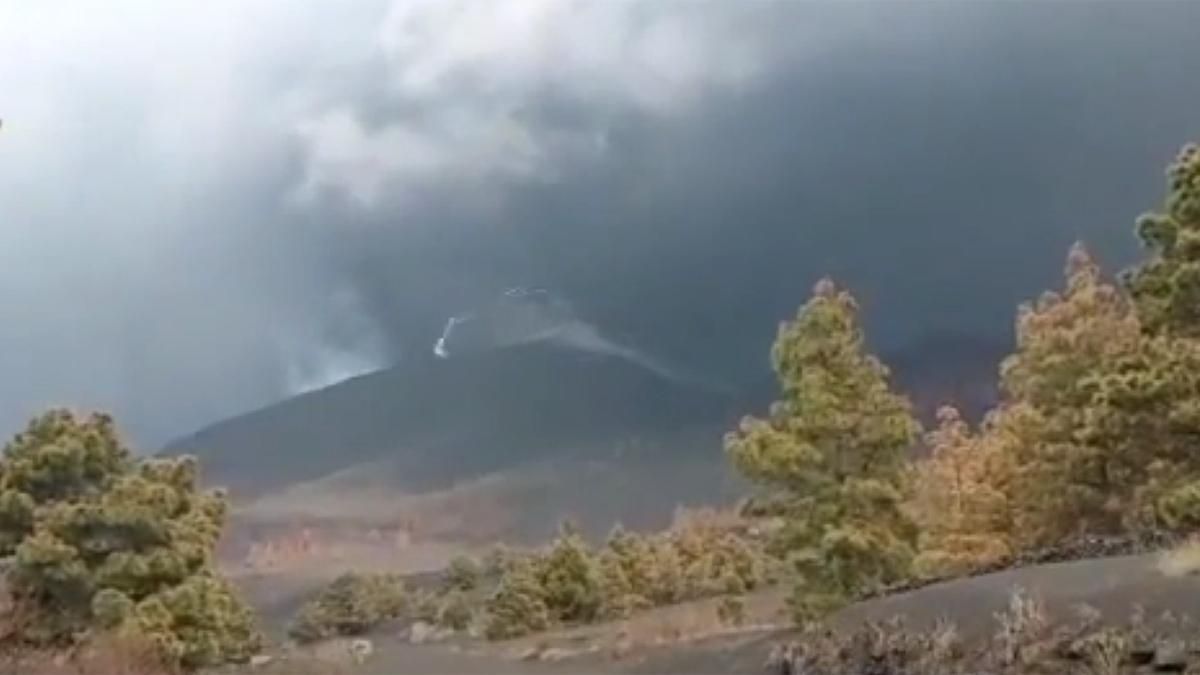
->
[1,1,1199,447]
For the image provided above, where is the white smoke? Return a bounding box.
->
[433,288,722,389]
[281,288,390,396]
[284,346,383,396]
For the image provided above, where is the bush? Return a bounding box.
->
[482,544,519,578]
[673,521,769,598]
[478,512,773,638]
[441,555,480,593]
[0,410,261,670]
[484,559,549,640]
[287,572,406,643]
[1150,480,1200,532]
[534,523,601,623]
[595,550,650,620]
[435,589,474,632]
[602,526,655,601]
[407,587,440,625]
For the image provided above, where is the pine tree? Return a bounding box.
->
[0,410,261,670]
[1075,331,1200,532]
[595,550,649,620]
[287,572,407,643]
[984,240,1200,542]
[725,279,920,621]
[1124,143,1200,336]
[484,558,550,640]
[1106,142,1200,530]
[441,555,481,593]
[436,589,474,632]
[911,407,1012,577]
[535,522,601,623]
[643,538,685,606]
[972,402,1040,550]
[602,525,654,605]
[998,245,1146,540]
[1002,244,1142,413]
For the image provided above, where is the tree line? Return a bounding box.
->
[727,142,1200,620]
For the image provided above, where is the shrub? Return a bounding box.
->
[484,559,549,640]
[407,588,440,625]
[598,516,771,618]
[482,544,519,578]
[435,589,474,632]
[287,572,406,644]
[642,537,685,606]
[603,525,655,600]
[534,522,601,623]
[1150,480,1200,532]
[0,410,261,670]
[441,555,480,593]
[595,550,650,621]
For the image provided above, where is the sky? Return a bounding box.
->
[2,1,1199,447]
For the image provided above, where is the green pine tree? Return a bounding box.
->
[441,554,481,593]
[535,521,601,623]
[436,589,474,632]
[595,550,649,620]
[604,524,654,600]
[725,279,920,622]
[287,572,407,643]
[0,409,261,670]
[1124,143,1200,336]
[484,558,550,640]
[1075,330,1200,532]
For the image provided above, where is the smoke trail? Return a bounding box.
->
[433,288,731,392]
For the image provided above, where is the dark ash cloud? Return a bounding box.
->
[1,1,1199,446]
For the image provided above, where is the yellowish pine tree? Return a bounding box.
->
[974,401,1042,550]
[998,244,1144,541]
[911,407,1012,577]
[1001,243,1142,413]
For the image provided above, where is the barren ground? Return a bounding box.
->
[221,551,1200,674]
